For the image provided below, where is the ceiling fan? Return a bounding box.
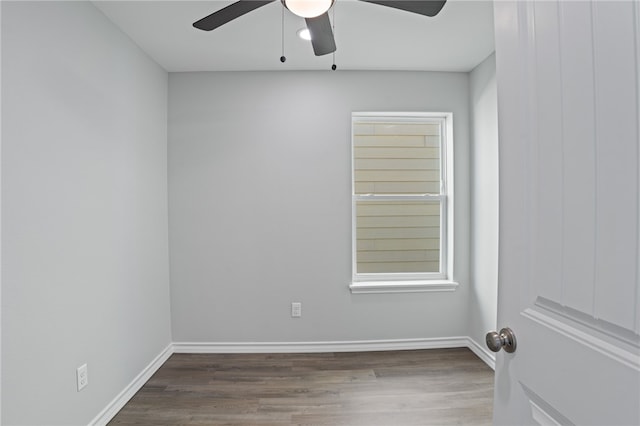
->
[193,0,447,57]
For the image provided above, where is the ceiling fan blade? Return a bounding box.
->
[305,13,336,56]
[193,0,275,31]
[358,0,447,17]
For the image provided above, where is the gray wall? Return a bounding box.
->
[469,53,499,349]
[1,2,171,424]
[168,71,471,343]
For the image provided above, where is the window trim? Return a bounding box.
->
[349,112,457,294]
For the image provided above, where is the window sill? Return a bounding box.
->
[349,280,459,294]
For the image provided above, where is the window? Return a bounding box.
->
[350,113,457,293]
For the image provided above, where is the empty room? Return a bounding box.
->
[1,1,639,425]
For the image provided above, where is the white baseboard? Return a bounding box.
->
[174,338,495,369]
[89,343,173,426]
[466,336,496,370]
[92,337,495,425]
[172,337,470,354]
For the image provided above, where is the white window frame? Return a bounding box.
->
[349,112,458,294]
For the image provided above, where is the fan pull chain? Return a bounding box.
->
[331,5,337,70]
[280,5,286,63]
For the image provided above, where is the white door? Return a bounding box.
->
[493,1,640,424]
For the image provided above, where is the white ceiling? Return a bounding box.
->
[93,0,495,72]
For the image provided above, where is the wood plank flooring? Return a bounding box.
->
[109,348,494,425]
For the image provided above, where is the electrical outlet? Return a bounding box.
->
[291,302,302,318]
[77,364,88,391]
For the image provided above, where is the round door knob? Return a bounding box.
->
[485,327,517,353]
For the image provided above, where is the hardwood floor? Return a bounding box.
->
[109,348,494,425]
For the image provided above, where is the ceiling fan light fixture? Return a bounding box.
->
[282,0,335,18]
